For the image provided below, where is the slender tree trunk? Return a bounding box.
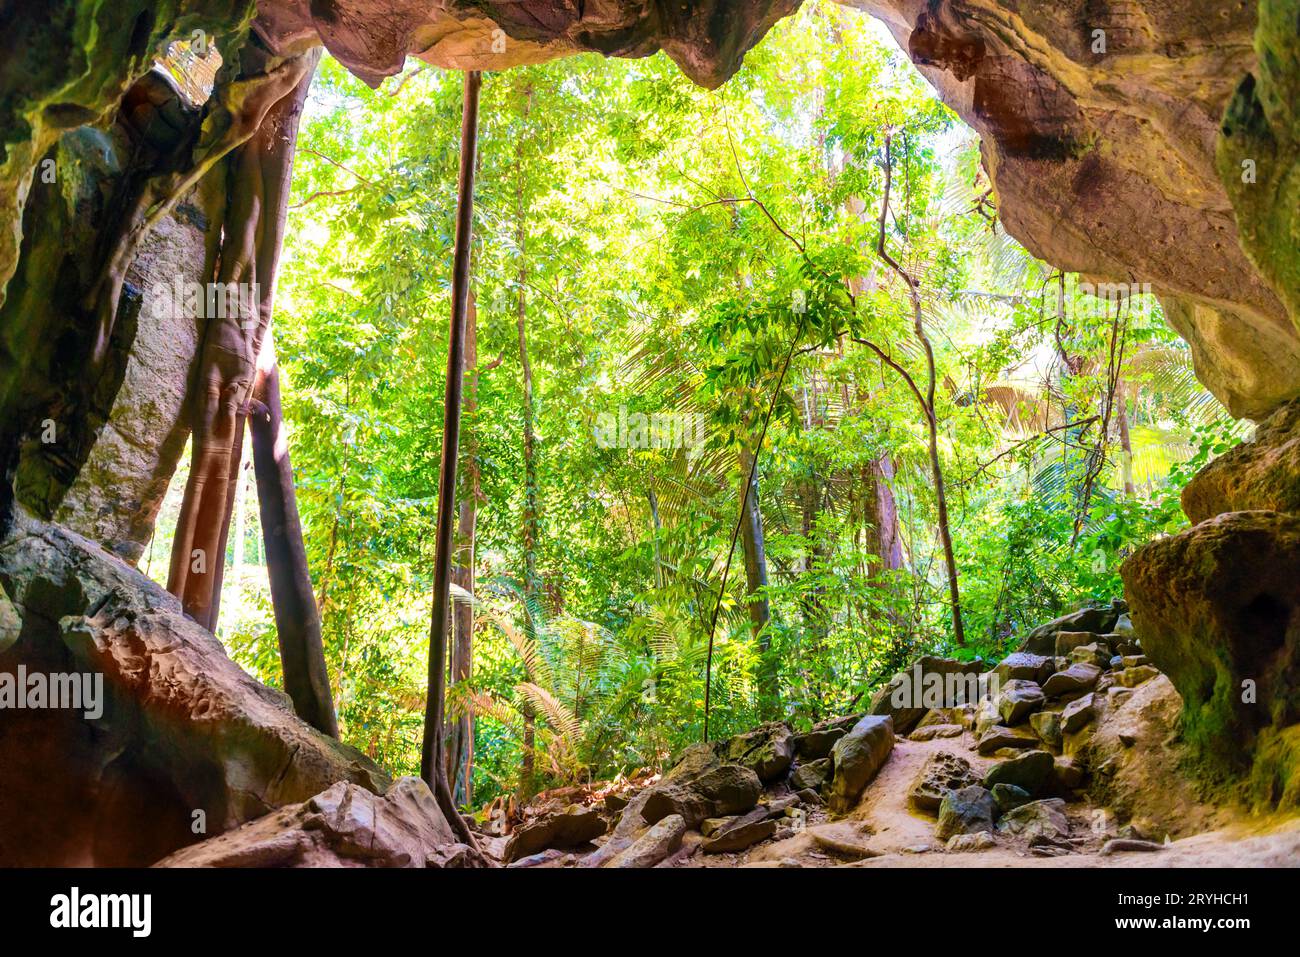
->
[1115,377,1135,497]
[317,374,349,620]
[518,274,539,605]
[648,486,665,589]
[837,146,905,585]
[418,70,487,861]
[739,446,775,714]
[925,402,965,645]
[249,329,339,738]
[447,291,478,807]
[230,457,247,623]
[518,279,538,797]
[798,474,830,718]
[865,132,964,645]
[514,92,541,799]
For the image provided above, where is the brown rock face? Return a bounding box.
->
[1122,511,1300,806]
[156,777,471,867]
[1086,674,1225,838]
[0,515,388,866]
[253,0,802,89]
[50,176,225,563]
[503,803,607,861]
[850,0,1300,419]
[1182,398,1300,524]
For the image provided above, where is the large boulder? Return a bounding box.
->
[998,798,1070,845]
[1070,642,1112,668]
[577,789,655,868]
[640,750,762,828]
[1122,511,1300,807]
[990,783,1031,815]
[789,758,831,793]
[1087,674,1229,838]
[606,814,686,869]
[1018,603,1121,656]
[908,751,983,813]
[504,804,607,863]
[700,811,777,854]
[868,656,984,733]
[155,778,470,867]
[1061,693,1098,734]
[0,516,388,867]
[936,786,996,840]
[996,678,1045,724]
[1041,662,1102,697]
[1029,711,1062,751]
[994,652,1054,684]
[1182,398,1300,523]
[976,725,1040,756]
[794,714,861,760]
[827,715,895,814]
[723,721,795,782]
[984,750,1055,797]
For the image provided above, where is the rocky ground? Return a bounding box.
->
[470,599,1300,869]
[5,513,1298,868]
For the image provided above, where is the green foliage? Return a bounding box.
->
[179,0,1242,806]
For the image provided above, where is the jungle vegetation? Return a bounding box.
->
[143,1,1239,812]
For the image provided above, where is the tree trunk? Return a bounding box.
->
[798,474,829,718]
[230,456,248,623]
[739,446,775,713]
[871,132,965,645]
[166,51,318,631]
[647,486,665,589]
[249,329,339,738]
[447,292,478,807]
[518,273,539,606]
[863,456,905,573]
[518,277,538,798]
[925,402,965,645]
[418,70,486,861]
[514,91,541,800]
[1115,377,1136,497]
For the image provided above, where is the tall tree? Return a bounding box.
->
[856,131,965,646]
[862,457,905,573]
[447,291,480,806]
[249,329,339,737]
[419,69,487,859]
[738,446,774,712]
[512,82,543,798]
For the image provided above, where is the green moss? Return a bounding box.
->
[1217,0,1300,322]
[1249,724,1300,812]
